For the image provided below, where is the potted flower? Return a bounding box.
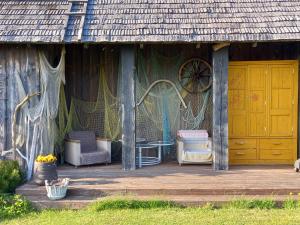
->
[33,154,58,186]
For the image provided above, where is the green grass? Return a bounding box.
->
[89,199,182,211]
[225,198,276,209]
[2,198,300,225]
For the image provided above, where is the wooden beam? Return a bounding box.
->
[212,43,230,52]
[120,46,136,171]
[212,46,229,170]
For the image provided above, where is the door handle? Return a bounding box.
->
[272,142,282,145]
[235,141,245,145]
[272,152,282,155]
[235,152,246,155]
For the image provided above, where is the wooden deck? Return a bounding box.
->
[17,163,300,208]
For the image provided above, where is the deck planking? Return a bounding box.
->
[16,163,300,208]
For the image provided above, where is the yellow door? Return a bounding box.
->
[228,66,247,137]
[269,65,294,137]
[248,65,267,136]
[228,61,298,165]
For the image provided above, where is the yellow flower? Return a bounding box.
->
[35,154,57,163]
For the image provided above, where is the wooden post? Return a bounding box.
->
[0,53,6,155]
[212,46,229,170]
[120,46,136,170]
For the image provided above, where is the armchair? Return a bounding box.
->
[65,131,111,167]
[176,130,212,165]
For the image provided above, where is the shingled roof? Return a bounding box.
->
[0,0,70,43]
[1,0,300,43]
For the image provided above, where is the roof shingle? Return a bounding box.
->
[0,0,300,43]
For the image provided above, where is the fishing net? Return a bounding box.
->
[136,50,212,134]
[135,47,212,160]
[2,48,65,180]
[57,56,121,147]
[57,47,213,161]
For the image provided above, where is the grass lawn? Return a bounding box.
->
[1,198,300,225]
[2,208,300,225]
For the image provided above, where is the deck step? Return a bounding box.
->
[24,194,297,210]
[16,183,300,197]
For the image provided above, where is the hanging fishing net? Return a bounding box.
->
[135,47,212,160]
[135,48,213,136]
[57,59,121,142]
[2,47,65,180]
[57,46,213,162]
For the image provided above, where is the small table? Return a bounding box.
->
[148,141,175,163]
[136,144,159,168]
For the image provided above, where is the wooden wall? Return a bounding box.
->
[65,45,119,104]
[230,42,300,61]
[1,41,299,162]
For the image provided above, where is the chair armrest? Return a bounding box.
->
[65,138,80,143]
[176,139,184,163]
[65,139,81,166]
[96,138,111,163]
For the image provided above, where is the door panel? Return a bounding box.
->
[229,138,256,149]
[228,67,247,137]
[260,149,292,160]
[269,65,294,137]
[230,149,257,161]
[248,66,267,136]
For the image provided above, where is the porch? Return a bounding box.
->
[17,163,300,209]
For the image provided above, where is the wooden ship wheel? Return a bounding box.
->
[178,58,212,94]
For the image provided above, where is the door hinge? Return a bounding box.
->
[292,127,294,134]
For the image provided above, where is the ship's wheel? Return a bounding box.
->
[178,58,212,94]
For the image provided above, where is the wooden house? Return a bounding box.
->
[0,0,300,173]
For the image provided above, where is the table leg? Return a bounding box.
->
[158,146,161,163]
[139,147,142,168]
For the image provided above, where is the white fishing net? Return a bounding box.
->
[2,48,65,180]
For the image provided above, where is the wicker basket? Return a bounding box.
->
[45,178,70,200]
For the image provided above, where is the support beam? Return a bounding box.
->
[120,46,136,171]
[0,61,6,154]
[212,46,229,170]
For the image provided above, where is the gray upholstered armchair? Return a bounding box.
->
[64,131,111,167]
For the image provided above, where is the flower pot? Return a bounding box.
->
[33,162,58,186]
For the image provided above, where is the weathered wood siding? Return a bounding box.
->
[0,50,6,153]
[230,42,300,61]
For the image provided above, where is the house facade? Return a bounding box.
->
[0,0,300,171]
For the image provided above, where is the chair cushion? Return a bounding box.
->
[68,131,97,153]
[80,152,107,165]
[177,130,208,141]
[182,149,212,163]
